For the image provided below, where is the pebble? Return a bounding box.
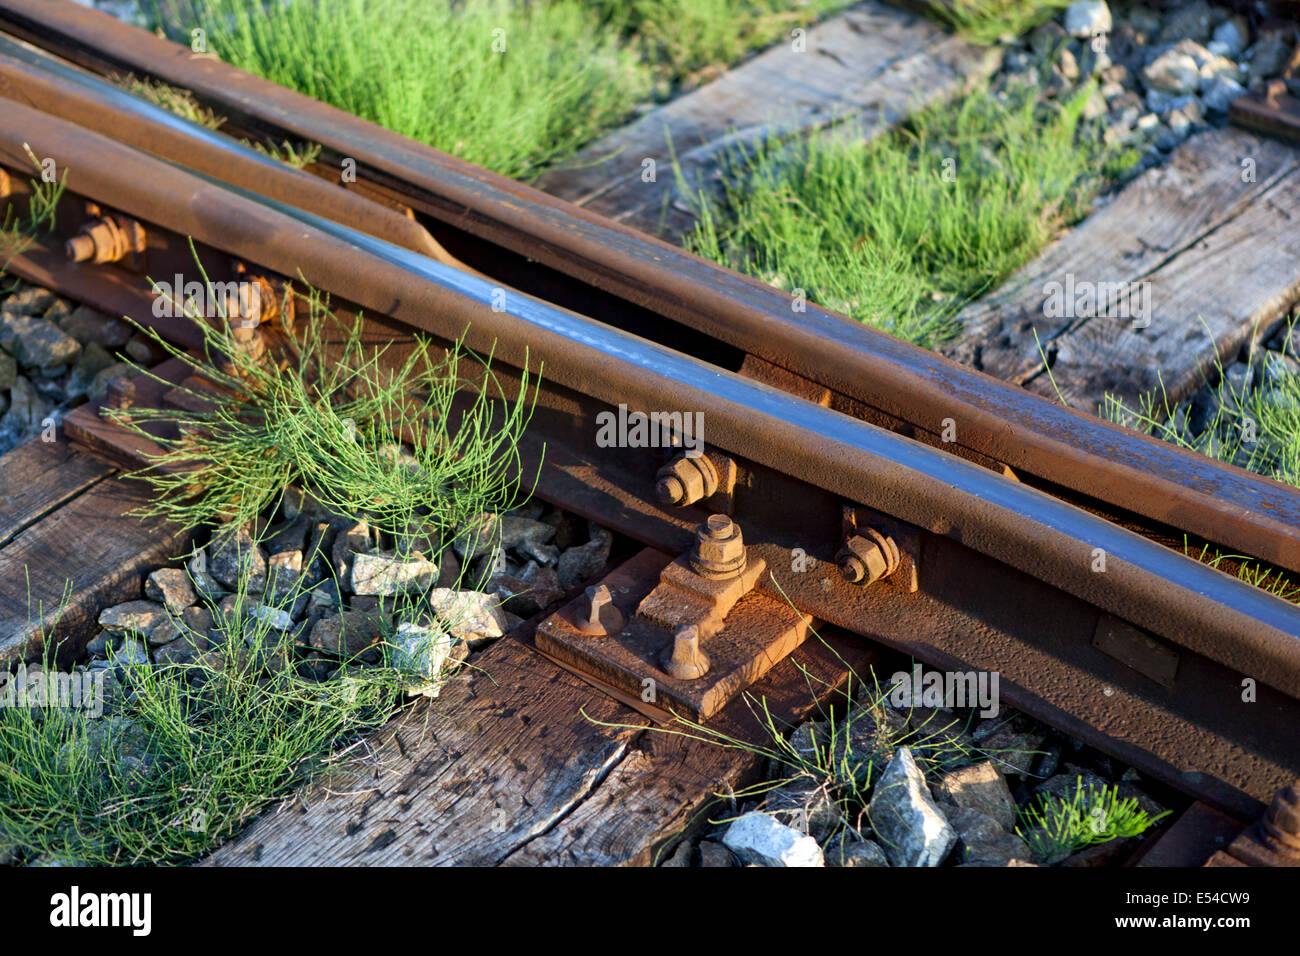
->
[181,605,214,635]
[721,812,824,867]
[949,806,1033,866]
[936,760,1018,830]
[1142,49,1202,96]
[1196,74,1237,113]
[555,524,613,589]
[390,621,456,697]
[265,549,304,601]
[88,361,134,400]
[0,312,81,369]
[58,304,132,349]
[144,568,197,612]
[208,525,268,592]
[247,604,294,631]
[1156,0,1213,45]
[1,286,55,316]
[1210,16,1249,58]
[98,600,169,639]
[696,840,737,867]
[866,748,955,867]
[1064,2,1110,40]
[66,342,116,398]
[972,717,1047,779]
[2,376,51,432]
[309,610,384,656]
[1246,30,1295,86]
[824,832,890,867]
[485,567,561,617]
[426,588,512,648]
[350,549,438,596]
[186,547,226,600]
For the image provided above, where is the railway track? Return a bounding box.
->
[1,0,1299,869]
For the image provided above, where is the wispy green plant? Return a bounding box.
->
[1181,540,1300,605]
[683,81,1135,349]
[1101,319,1300,489]
[921,0,1071,45]
[0,557,410,866]
[113,243,539,545]
[149,0,650,181]
[1016,776,1168,863]
[1,144,68,289]
[116,73,226,129]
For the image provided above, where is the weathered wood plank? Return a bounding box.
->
[0,472,188,668]
[1026,158,1300,410]
[202,635,645,866]
[203,620,879,867]
[942,127,1300,411]
[535,0,997,244]
[0,438,115,549]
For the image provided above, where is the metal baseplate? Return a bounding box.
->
[535,517,811,722]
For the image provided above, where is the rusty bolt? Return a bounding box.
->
[689,513,747,580]
[655,452,718,507]
[100,375,135,421]
[65,215,145,265]
[661,623,710,680]
[574,583,624,636]
[1261,779,1300,858]
[836,529,900,586]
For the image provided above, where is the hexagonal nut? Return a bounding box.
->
[694,527,744,568]
[839,530,899,585]
[656,455,718,506]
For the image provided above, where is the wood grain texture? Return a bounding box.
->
[534,0,996,244]
[203,628,879,867]
[943,127,1300,411]
[0,469,188,668]
[0,438,114,549]
[203,635,645,866]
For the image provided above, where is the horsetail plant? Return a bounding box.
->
[1015,776,1169,864]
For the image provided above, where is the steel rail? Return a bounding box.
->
[3,0,1300,576]
[0,31,461,267]
[4,101,1300,815]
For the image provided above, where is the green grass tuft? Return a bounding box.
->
[0,565,409,866]
[114,244,538,545]
[683,81,1135,349]
[922,0,1071,45]
[150,0,651,181]
[1016,776,1168,863]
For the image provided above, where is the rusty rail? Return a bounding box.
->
[4,0,1300,579]
[2,95,1299,822]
